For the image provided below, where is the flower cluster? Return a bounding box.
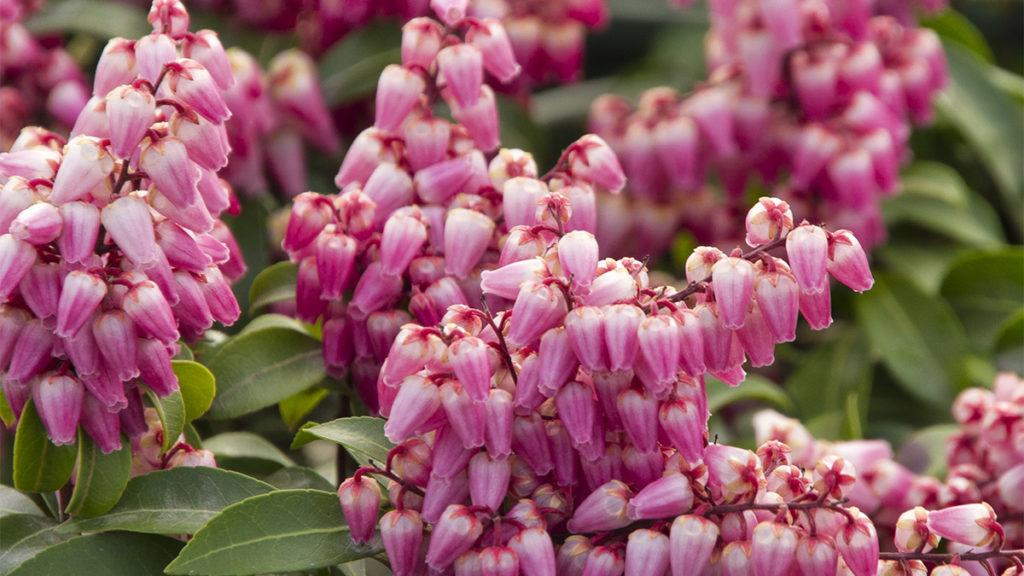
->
[589,0,949,258]
[0,1,89,148]
[219,47,339,198]
[0,0,243,453]
[281,0,625,411]
[334,196,888,574]
[755,372,1024,554]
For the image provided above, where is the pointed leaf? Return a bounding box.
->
[0,515,67,576]
[279,387,329,431]
[0,485,44,517]
[164,490,382,575]
[203,431,294,475]
[8,532,183,576]
[291,416,393,466]
[248,261,297,312]
[65,433,131,518]
[940,248,1024,351]
[13,400,76,493]
[61,467,273,535]
[172,360,216,422]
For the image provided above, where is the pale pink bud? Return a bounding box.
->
[693,302,732,372]
[582,545,624,576]
[799,287,832,330]
[451,85,500,152]
[6,318,51,383]
[736,304,775,367]
[381,326,444,386]
[311,231,355,301]
[199,265,239,326]
[81,393,121,454]
[508,528,556,576]
[105,85,156,159]
[786,225,829,294]
[745,197,794,247]
[426,504,484,571]
[506,281,567,348]
[334,128,385,188]
[567,479,632,533]
[617,388,658,452]
[135,33,177,84]
[338,475,382,545]
[56,201,100,264]
[603,304,644,372]
[283,192,334,254]
[813,455,858,500]
[467,19,520,83]
[55,271,107,339]
[403,116,450,172]
[165,59,231,123]
[401,18,443,70]
[136,337,177,396]
[0,234,36,301]
[50,136,115,205]
[670,515,720,576]
[685,246,726,284]
[511,414,553,475]
[754,263,799,343]
[658,395,705,462]
[795,536,838,576]
[183,30,232,89]
[444,208,495,278]
[10,202,61,246]
[705,444,764,503]
[926,504,1002,548]
[374,65,425,133]
[439,378,485,449]
[414,153,475,204]
[0,306,29,372]
[32,373,84,446]
[123,281,178,343]
[627,473,694,521]
[171,112,230,171]
[720,541,753,576]
[564,306,607,372]
[567,135,626,193]
[147,0,189,37]
[480,258,546,300]
[363,164,414,226]
[624,529,670,576]
[0,179,35,234]
[712,256,755,329]
[140,137,201,208]
[894,507,937,553]
[484,389,513,457]
[555,380,597,449]
[380,509,423,576]
[468,451,510,512]
[448,336,494,402]
[101,195,157,266]
[533,327,577,397]
[752,521,799,576]
[93,310,139,381]
[438,44,484,109]
[827,230,873,292]
[835,509,879,576]
[555,231,597,289]
[502,177,546,229]
[421,469,470,523]
[94,38,137,96]
[997,464,1024,512]
[384,375,441,442]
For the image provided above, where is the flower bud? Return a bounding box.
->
[137,338,178,396]
[567,135,626,193]
[81,393,122,454]
[57,201,101,264]
[380,509,423,576]
[338,475,382,545]
[926,503,1002,548]
[506,281,567,348]
[11,202,62,245]
[451,85,500,152]
[746,197,794,247]
[566,479,632,533]
[55,271,107,338]
[669,515,719,576]
[425,505,484,571]
[439,378,485,449]
[32,373,84,446]
[628,473,694,520]
[94,38,137,96]
[468,451,511,512]
[795,536,838,576]
[894,507,938,553]
[448,336,494,402]
[7,319,53,383]
[105,85,155,158]
[384,375,441,443]
[444,208,495,279]
[705,444,764,503]
[403,116,450,172]
[182,29,232,89]
[659,395,705,463]
[564,305,607,372]
[835,509,879,576]
[508,527,556,576]
[374,65,425,133]
[786,225,829,295]
[827,230,873,292]
[720,541,753,576]
[93,310,139,381]
[135,33,177,84]
[101,195,158,266]
[583,545,624,576]
[166,59,231,123]
[752,521,798,576]
[438,45,483,109]
[49,136,115,205]
[401,18,443,70]
[712,256,755,329]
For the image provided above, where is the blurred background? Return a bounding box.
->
[6,0,1023,482]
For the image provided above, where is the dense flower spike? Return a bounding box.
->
[588,0,949,258]
[0,1,243,451]
[331,185,884,573]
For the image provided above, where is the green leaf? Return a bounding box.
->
[0,515,67,576]
[65,433,131,518]
[25,0,148,39]
[786,332,872,439]
[705,375,793,414]
[320,23,401,106]
[145,389,186,452]
[855,274,970,408]
[203,431,295,475]
[279,387,330,431]
[0,485,44,516]
[61,467,273,535]
[206,326,326,419]
[239,313,315,336]
[940,249,1024,351]
[172,361,216,422]
[922,9,994,63]
[262,467,334,492]
[0,388,14,428]
[13,400,76,493]
[249,261,298,312]
[994,311,1024,374]
[8,532,183,576]
[165,490,381,576]
[936,43,1024,235]
[291,416,393,465]
[896,424,960,478]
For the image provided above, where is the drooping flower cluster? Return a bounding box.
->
[281,0,625,412]
[334,197,888,574]
[754,372,1024,556]
[0,0,243,453]
[219,48,340,198]
[0,1,89,148]
[589,0,949,258]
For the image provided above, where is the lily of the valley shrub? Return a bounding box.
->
[0,0,243,456]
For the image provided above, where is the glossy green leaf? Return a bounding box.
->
[786,332,872,439]
[205,326,325,419]
[203,431,295,475]
[65,433,131,518]
[8,532,182,576]
[279,387,330,431]
[0,515,67,576]
[320,22,401,106]
[172,361,216,422]
[262,467,334,492]
[13,400,76,493]
[248,261,298,312]
[145,389,186,452]
[165,490,382,576]
[25,0,148,39]
[705,375,793,415]
[291,416,393,465]
[0,485,44,517]
[855,274,970,408]
[62,467,273,535]
[937,42,1024,235]
[940,249,1024,351]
